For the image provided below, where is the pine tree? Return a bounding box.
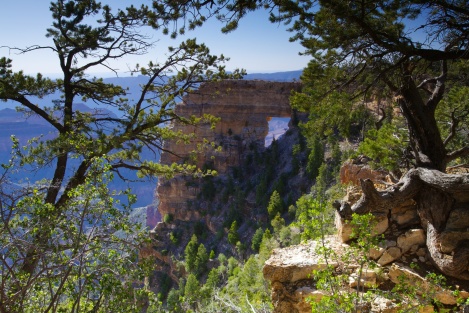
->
[228,221,239,245]
[184,274,200,310]
[184,235,199,272]
[194,243,209,276]
[267,190,283,219]
[251,228,264,252]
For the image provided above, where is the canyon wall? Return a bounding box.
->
[154,80,301,224]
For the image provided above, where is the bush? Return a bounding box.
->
[163,213,173,223]
[170,231,180,245]
[357,122,407,171]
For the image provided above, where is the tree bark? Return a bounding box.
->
[350,168,469,280]
[398,70,447,172]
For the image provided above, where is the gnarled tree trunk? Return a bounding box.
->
[349,168,469,280]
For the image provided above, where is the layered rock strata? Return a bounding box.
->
[155,80,301,223]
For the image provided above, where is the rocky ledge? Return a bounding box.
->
[264,160,469,312]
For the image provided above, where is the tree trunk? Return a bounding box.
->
[398,73,447,171]
[349,168,469,280]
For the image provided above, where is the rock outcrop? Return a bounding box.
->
[264,160,469,313]
[155,80,301,223]
[263,237,344,313]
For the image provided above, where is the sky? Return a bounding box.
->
[0,1,310,77]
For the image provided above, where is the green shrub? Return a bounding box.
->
[163,213,173,224]
[357,122,407,171]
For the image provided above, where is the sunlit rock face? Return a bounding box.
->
[155,80,301,223]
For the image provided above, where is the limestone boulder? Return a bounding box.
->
[292,288,327,313]
[388,264,466,306]
[371,296,400,313]
[263,238,342,283]
[349,268,379,289]
[377,247,402,266]
[397,229,426,254]
[263,237,345,313]
[339,158,388,186]
[335,211,389,243]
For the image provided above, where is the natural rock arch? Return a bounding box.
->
[155,80,301,224]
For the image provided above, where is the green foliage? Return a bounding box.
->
[267,190,283,219]
[306,136,325,179]
[184,234,199,272]
[194,243,209,277]
[251,227,264,252]
[223,256,271,310]
[166,288,182,312]
[288,204,297,218]
[227,221,239,245]
[436,86,469,165]
[0,157,154,312]
[285,0,469,170]
[313,162,329,198]
[357,122,408,171]
[306,211,463,312]
[273,175,286,196]
[329,138,343,173]
[184,274,200,310]
[294,194,334,241]
[170,231,181,245]
[163,213,173,223]
[271,214,285,235]
[308,213,382,312]
[0,1,247,311]
[200,268,220,299]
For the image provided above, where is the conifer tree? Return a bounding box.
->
[194,243,209,276]
[251,227,264,252]
[184,274,200,310]
[267,190,283,219]
[0,1,242,310]
[184,234,199,272]
[227,221,239,245]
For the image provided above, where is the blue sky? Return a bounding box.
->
[0,1,309,77]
